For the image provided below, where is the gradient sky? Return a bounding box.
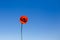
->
[0,0,60,40]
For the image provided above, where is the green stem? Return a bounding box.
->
[21,24,23,40]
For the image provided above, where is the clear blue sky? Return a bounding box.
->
[0,0,60,40]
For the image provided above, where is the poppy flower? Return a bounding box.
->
[20,16,28,24]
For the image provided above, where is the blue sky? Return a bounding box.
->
[0,0,60,40]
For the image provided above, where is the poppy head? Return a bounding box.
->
[20,16,28,24]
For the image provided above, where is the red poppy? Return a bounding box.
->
[20,16,28,24]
